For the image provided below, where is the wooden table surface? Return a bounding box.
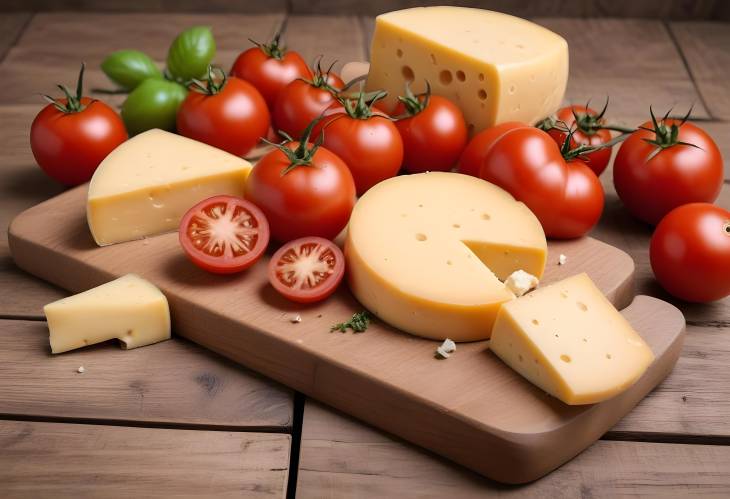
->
[0,10,728,498]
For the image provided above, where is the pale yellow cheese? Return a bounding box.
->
[366,7,569,134]
[490,273,655,405]
[44,274,171,354]
[345,172,547,341]
[87,129,252,246]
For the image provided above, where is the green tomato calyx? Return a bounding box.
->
[250,19,289,60]
[640,106,702,161]
[262,117,327,175]
[42,63,92,114]
[335,85,388,120]
[305,56,339,92]
[190,66,227,95]
[394,80,431,119]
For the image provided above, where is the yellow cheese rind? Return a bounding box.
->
[44,274,171,354]
[87,129,252,246]
[490,273,655,405]
[345,172,547,341]
[366,7,569,134]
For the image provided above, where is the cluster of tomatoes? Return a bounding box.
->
[28,30,729,304]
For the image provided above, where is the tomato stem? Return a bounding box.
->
[261,116,328,175]
[392,80,431,119]
[639,106,702,161]
[190,65,227,95]
[335,85,388,120]
[41,63,90,113]
[250,17,289,60]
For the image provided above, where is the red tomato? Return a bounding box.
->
[179,196,270,274]
[546,105,613,176]
[30,65,127,186]
[177,72,270,157]
[614,117,723,225]
[393,93,467,173]
[230,37,311,110]
[457,122,524,177]
[650,203,730,302]
[477,123,604,238]
[273,68,344,139]
[244,140,356,243]
[315,98,403,195]
[268,236,345,303]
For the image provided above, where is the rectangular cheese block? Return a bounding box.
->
[87,129,252,246]
[345,172,546,342]
[366,7,569,134]
[490,273,655,405]
[44,274,170,354]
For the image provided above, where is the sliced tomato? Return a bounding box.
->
[268,237,344,303]
[179,196,270,274]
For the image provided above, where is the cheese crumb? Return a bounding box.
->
[77,366,85,374]
[290,314,302,324]
[558,254,567,265]
[435,338,456,359]
[505,270,539,297]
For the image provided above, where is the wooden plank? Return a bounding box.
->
[0,12,285,105]
[0,420,290,498]
[0,12,30,62]
[670,21,730,120]
[0,105,66,318]
[535,18,709,122]
[284,15,368,73]
[0,319,293,428]
[297,401,730,498]
[0,0,286,12]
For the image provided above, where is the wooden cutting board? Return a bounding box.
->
[8,185,685,484]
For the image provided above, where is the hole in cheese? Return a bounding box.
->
[478,73,485,81]
[577,301,588,311]
[560,354,571,363]
[481,213,491,220]
[452,224,461,228]
[606,353,612,360]
[430,53,437,65]
[415,233,427,241]
[439,70,453,85]
[478,89,487,100]
[402,65,414,82]
[396,48,403,58]
[456,70,466,82]
[531,319,539,325]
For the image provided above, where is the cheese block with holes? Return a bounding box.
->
[366,7,569,134]
[87,129,252,246]
[490,273,655,405]
[44,274,171,354]
[345,172,547,341]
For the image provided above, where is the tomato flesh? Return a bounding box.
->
[268,237,345,303]
[180,196,270,274]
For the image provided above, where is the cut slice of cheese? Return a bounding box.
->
[366,7,569,135]
[345,172,547,341]
[490,273,655,405]
[87,129,252,246]
[44,274,171,354]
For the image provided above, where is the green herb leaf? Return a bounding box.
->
[330,311,371,333]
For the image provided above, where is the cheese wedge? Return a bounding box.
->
[87,129,252,246]
[490,273,655,405]
[44,274,171,354]
[366,7,569,134]
[345,172,547,341]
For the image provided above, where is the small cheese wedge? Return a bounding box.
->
[44,274,171,354]
[366,7,569,134]
[345,172,547,341]
[87,129,252,246]
[490,273,655,405]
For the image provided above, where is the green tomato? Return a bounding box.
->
[101,50,163,91]
[166,26,216,81]
[121,79,187,135]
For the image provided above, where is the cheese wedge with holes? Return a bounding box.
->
[490,273,655,405]
[44,274,171,354]
[87,129,251,246]
[345,172,546,341]
[366,7,569,134]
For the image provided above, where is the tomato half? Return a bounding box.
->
[614,118,723,225]
[230,41,311,110]
[650,202,730,303]
[268,237,345,303]
[179,196,270,274]
[547,105,613,176]
[393,94,467,173]
[177,74,270,157]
